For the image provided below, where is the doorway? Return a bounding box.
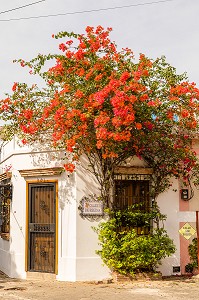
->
[27,182,57,273]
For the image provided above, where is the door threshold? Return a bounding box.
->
[26,272,56,281]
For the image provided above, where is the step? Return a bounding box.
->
[26,272,56,281]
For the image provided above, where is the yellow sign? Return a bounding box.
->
[179,223,196,240]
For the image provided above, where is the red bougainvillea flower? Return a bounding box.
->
[63,163,75,173]
[12,82,18,91]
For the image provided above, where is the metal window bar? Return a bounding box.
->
[0,183,12,234]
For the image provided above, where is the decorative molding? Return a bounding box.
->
[19,167,64,178]
[114,166,153,175]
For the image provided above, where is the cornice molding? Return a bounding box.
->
[114,166,153,175]
[19,167,64,177]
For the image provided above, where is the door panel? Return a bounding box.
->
[30,233,55,273]
[28,183,56,273]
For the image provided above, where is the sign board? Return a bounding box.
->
[82,199,104,216]
[179,222,196,240]
[78,195,104,219]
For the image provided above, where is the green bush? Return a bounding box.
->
[188,238,198,266]
[95,208,176,275]
[185,238,198,273]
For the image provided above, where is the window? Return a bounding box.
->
[115,179,150,211]
[114,173,151,234]
[0,180,12,240]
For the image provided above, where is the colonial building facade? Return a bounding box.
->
[0,137,198,281]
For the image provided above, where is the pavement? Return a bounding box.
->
[0,272,199,300]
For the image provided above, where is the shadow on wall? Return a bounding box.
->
[76,154,101,200]
[58,172,76,210]
[30,151,101,210]
[30,149,66,169]
[0,237,20,280]
[29,150,75,210]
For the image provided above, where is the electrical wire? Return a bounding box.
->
[0,0,46,16]
[0,0,179,22]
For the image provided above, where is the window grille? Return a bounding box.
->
[0,180,12,239]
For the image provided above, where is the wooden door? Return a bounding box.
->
[28,183,56,273]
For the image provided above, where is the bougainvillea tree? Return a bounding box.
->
[1,25,199,207]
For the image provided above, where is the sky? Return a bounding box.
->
[0,0,198,98]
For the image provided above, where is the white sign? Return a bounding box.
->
[82,200,104,216]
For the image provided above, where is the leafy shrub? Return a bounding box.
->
[185,238,198,273]
[95,208,176,275]
[188,238,198,266]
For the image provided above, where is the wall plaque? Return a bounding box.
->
[79,195,104,220]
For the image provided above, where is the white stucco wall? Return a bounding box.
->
[156,179,181,276]
[0,139,110,281]
[75,156,110,281]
